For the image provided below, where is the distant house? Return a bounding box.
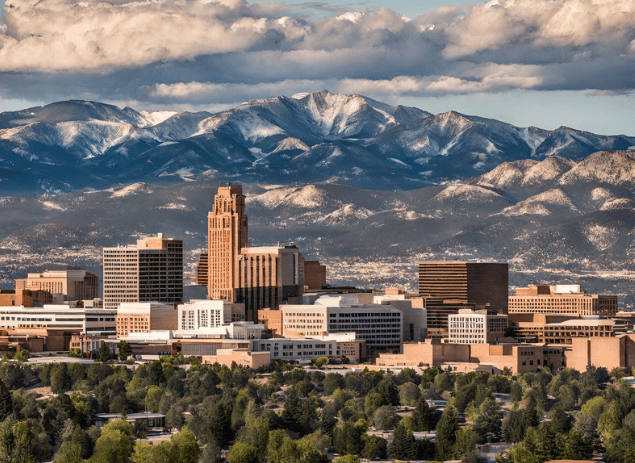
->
[94,412,165,430]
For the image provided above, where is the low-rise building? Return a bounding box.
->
[0,290,34,307]
[565,334,635,372]
[509,284,618,317]
[449,309,508,344]
[116,302,177,337]
[376,340,471,368]
[282,301,403,358]
[201,349,271,369]
[509,313,615,344]
[0,305,116,336]
[258,309,282,336]
[251,338,338,363]
[376,339,565,374]
[16,270,98,303]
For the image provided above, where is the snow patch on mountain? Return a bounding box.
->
[139,110,178,127]
[272,137,309,153]
[110,182,151,198]
[156,202,192,211]
[519,127,546,156]
[434,184,503,202]
[601,198,633,210]
[250,185,328,209]
[559,151,635,187]
[235,112,286,143]
[314,203,375,224]
[500,202,552,216]
[521,157,576,186]
[40,200,66,211]
[475,160,535,189]
[499,189,577,216]
[583,223,618,251]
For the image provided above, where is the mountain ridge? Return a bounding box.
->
[1,90,633,196]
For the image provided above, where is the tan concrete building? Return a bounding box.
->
[207,184,248,301]
[201,349,271,369]
[448,309,508,344]
[565,334,635,373]
[509,313,615,344]
[376,340,471,368]
[103,234,183,310]
[235,245,304,321]
[258,309,282,335]
[16,270,98,302]
[418,261,508,338]
[376,339,565,374]
[509,285,617,317]
[0,289,34,307]
[116,302,178,337]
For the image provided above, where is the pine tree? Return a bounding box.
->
[411,398,434,431]
[389,421,416,460]
[435,403,459,461]
[0,379,12,421]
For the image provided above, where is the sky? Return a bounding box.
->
[0,0,634,134]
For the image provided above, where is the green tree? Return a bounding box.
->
[510,382,523,403]
[453,427,477,459]
[333,456,359,463]
[51,363,72,394]
[170,427,200,463]
[99,343,111,362]
[131,441,173,463]
[56,441,85,463]
[118,342,133,361]
[502,444,540,463]
[362,435,387,460]
[323,373,345,396]
[598,400,623,442]
[604,425,635,463]
[373,405,399,431]
[561,429,591,460]
[473,397,503,443]
[435,403,459,460]
[11,420,35,463]
[13,350,29,363]
[89,419,134,463]
[0,379,12,421]
[398,382,421,407]
[389,421,416,461]
[227,442,258,463]
[411,397,435,431]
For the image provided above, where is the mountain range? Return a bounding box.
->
[1,90,634,196]
[1,91,635,307]
[2,149,635,307]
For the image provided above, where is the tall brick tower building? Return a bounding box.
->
[207,184,248,301]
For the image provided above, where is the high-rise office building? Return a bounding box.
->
[207,184,248,301]
[103,234,183,310]
[236,245,305,321]
[418,261,508,338]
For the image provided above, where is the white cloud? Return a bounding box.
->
[0,0,634,104]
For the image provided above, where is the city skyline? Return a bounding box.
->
[0,0,633,134]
